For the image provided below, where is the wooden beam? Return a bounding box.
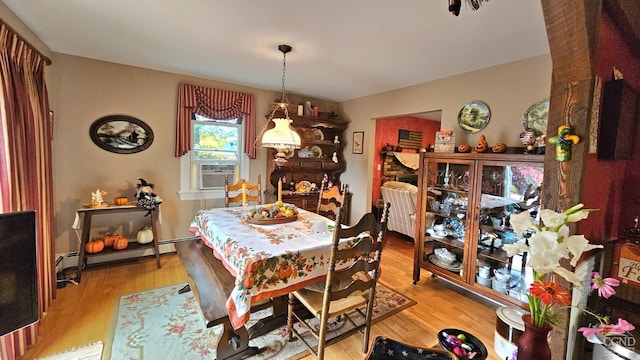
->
[540,1,602,359]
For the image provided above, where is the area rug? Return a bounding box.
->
[37,341,103,360]
[104,282,415,359]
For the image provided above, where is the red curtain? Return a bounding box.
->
[175,83,256,158]
[0,23,54,360]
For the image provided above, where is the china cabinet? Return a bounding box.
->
[413,152,544,307]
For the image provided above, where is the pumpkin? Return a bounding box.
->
[474,135,489,153]
[103,234,118,247]
[137,227,154,244]
[114,196,128,206]
[492,143,508,153]
[86,239,105,253]
[457,144,471,153]
[113,235,129,250]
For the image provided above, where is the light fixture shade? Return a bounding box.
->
[261,117,301,152]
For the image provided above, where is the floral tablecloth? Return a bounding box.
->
[189,207,342,329]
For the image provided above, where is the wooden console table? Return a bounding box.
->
[74,205,161,283]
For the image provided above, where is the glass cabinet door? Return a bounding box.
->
[422,159,473,280]
[475,162,543,302]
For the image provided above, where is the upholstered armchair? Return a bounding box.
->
[380,181,420,240]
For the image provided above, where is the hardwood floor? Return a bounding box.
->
[22,232,502,359]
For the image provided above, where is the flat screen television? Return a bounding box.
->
[0,210,38,337]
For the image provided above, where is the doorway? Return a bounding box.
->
[372,111,442,213]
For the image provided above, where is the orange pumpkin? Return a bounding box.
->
[86,239,105,253]
[103,234,118,247]
[113,235,129,250]
[457,144,471,153]
[114,197,128,206]
[474,135,489,153]
[492,143,508,153]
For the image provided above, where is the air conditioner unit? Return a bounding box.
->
[200,164,235,189]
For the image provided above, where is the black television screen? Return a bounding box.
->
[0,210,38,337]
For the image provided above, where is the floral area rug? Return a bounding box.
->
[104,283,415,360]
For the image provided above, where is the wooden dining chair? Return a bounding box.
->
[316,179,348,222]
[224,175,262,207]
[286,202,390,359]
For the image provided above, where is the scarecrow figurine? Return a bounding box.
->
[135,177,162,216]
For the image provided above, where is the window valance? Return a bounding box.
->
[175,83,256,158]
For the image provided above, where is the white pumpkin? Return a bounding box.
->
[136,227,154,244]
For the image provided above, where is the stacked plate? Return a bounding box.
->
[429,255,462,272]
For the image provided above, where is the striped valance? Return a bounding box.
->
[175,83,256,158]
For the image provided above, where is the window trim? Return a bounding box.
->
[178,117,249,201]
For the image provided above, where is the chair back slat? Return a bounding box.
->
[317,179,348,222]
[224,175,262,207]
[334,237,380,261]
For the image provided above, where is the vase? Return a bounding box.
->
[516,314,552,360]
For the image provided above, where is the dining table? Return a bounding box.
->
[188,206,354,330]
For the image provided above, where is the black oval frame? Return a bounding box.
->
[89,115,154,154]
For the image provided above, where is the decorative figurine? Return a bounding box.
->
[548,125,580,162]
[492,143,507,153]
[333,135,340,144]
[457,144,471,153]
[332,152,339,163]
[474,135,489,153]
[519,131,536,154]
[90,189,107,208]
[135,177,162,216]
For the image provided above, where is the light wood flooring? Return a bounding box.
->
[21,232,502,359]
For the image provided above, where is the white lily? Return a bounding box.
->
[509,210,535,236]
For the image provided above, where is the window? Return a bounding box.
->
[178,115,248,200]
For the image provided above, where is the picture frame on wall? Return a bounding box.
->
[89,114,154,154]
[353,131,364,154]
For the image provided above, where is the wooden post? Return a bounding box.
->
[540,1,601,359]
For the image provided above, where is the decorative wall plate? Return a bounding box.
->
[312,128,324,140]
[310,145,323,158]
[457,101,491,133]
[522,98,549,136]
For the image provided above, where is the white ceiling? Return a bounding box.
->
[2,0,549,102]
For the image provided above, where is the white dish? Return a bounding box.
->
[429,255,462,272]
[310,145,323,158]
[434,248,456,264]
[311,128,324,140]
[492,277,510,294]
[476,275,492,287]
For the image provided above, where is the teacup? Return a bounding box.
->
[493,268,511,282]
[478,266,491,278]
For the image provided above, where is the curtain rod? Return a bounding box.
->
[1,18,52,65]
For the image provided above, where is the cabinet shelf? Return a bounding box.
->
[427,237,465,249]
[414,152,543,308]
[428,186,469,196]
[477,246,509,263]
[85,241,154,257]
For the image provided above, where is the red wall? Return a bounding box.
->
[371,116,440,207]
[580,10,640,243]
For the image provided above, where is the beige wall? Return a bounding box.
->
[3,4,552,253]
[51,54,279,253]
[340,54,552,222]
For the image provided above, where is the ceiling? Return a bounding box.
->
[2,0,550,102]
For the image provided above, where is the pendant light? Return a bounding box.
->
[259,44,301,165]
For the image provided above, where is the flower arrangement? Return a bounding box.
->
[503,203,635,341]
